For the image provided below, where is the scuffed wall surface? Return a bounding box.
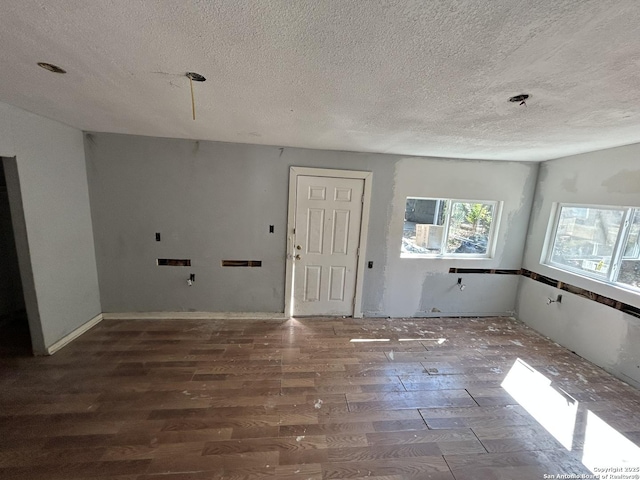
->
[86,133,537,316]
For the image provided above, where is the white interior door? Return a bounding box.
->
[292,175,364,316]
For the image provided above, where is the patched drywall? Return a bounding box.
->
[381,157,538,317]
[601,169,640,194]
[0,101,101,353]
[517,143,640,388]
[517,277,640,389]
[521,143,640,308]
[85,133,536,316]
[417,274,519,317]
[85,134,395,314]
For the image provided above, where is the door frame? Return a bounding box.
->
[285,166,372,318]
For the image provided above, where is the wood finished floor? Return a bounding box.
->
[1,316,639,479]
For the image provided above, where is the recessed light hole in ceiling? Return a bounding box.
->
[186,72,206,82]
[37,62,66,74]
[509,94,530,106]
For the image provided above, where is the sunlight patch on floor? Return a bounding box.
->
[501,358,578,450]
[399,338,447,343]
[350,338,390,342]
[502,358,640,472]
[582,410,640,471]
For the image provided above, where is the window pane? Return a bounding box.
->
[550,207,624,277]
[445,202,494,254]
[402,198,446,254]
[617,209,640,290]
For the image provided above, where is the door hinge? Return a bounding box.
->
[357,247,360,257]
[361,194,364,204]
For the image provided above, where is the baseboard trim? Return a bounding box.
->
[413,312,516,318]
[45,313,103,355]
[101,312,288,321]
[363,312,515,319]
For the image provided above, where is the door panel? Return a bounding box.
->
[329,266,346,301]
[332,210,350,254]
[309,186,327,201]
[307,209,325,254]
[293,175,364,316]
[304,266,322,302]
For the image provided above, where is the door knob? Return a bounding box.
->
[295,254,301,260]
[296,245,302,250]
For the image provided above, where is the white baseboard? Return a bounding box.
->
[45,313,103,355]
[101,311,288,321]
[412,312,516,318]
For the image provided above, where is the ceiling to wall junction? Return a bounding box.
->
[2,0,640,161]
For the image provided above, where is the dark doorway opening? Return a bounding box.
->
[0,158,31,356]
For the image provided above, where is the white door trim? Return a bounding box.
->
[285,167,372,318]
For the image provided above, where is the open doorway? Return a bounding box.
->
[0,157,31,356]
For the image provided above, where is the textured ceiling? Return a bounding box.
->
[2,1,640,161]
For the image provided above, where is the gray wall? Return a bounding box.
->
[383,157,537,317]
[0,101,101,353]
[517,144,640,388]
[85,133,537,317]
[0,164,25,318]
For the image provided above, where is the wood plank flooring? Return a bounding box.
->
[1,316,639,479]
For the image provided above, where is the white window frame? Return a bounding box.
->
[544,203,639,293]
[401,197,501,259]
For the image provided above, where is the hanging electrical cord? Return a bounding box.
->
[185,72,206,120]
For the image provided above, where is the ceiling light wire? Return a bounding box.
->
[189,76,195,120]
[185,72,206,121]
